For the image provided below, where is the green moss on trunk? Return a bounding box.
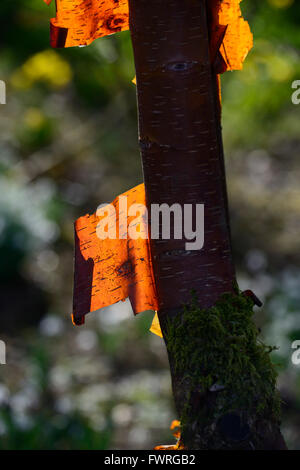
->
[165,290,283,449]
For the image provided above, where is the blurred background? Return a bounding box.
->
[0,0,299,450]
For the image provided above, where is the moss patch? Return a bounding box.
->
[166,289,281,446]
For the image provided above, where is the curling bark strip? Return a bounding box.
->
[44,0,253,73]
[72,184,158,325]
[45,0,129,48]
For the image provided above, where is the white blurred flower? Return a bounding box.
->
[246,249,267,272]
[128,426,150,448]
[76,384,112,414]
[75,330,98,352]
[112,404,133,427]
[13,412,33,431]
[36,249,59,273]
[39,314,64,337]
[89,414,107,432]
[49,365,72,392]
[0,176,60,248]
[97,299,132,330]
[55,396,74,414]
[11,387,38,413]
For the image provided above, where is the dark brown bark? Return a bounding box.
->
[129,0,235,311]
[129,0,287,450]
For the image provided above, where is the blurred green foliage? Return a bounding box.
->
[0,0,300,450]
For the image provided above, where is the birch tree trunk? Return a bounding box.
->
[129,0,287,450]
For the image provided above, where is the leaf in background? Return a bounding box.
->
[150,312,162,338]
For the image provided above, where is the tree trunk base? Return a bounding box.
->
[159,289,287,450]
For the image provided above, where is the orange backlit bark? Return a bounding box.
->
[45,0,253,73]
[72,184,158,325]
